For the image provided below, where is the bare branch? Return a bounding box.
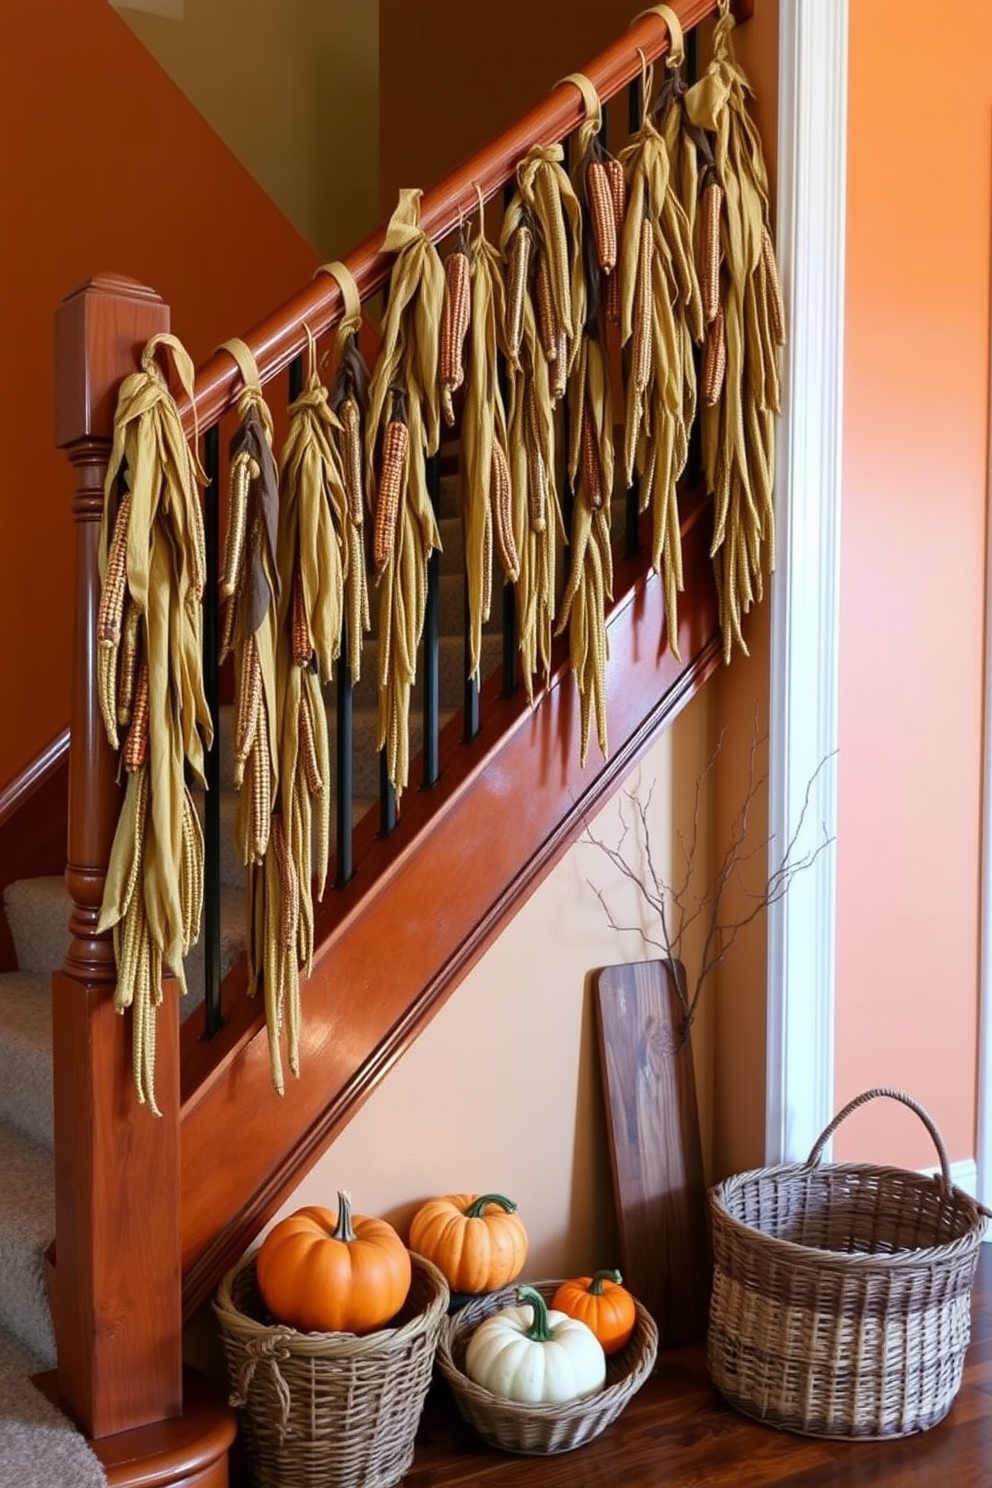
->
[581,711,837,1042]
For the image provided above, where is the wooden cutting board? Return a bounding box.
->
[594,959,711,1347]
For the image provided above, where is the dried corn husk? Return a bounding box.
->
[618,47,702,661]
[684,0,785,661]
[95,332,212,1114]
[365,189,444,801]
[499,192,565,703]
[556,86,616,764]
[460,199,518,681]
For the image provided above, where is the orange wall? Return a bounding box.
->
[0,0,318,786]
[837,1,992,1164]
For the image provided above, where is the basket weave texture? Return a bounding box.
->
[435,1277,658,1455]
[707,1087,990,1440]
[213,1248,449,1488]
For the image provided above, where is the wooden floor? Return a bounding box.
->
[399,1246,992,1488]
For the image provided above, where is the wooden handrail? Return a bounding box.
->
[180,0,734,431]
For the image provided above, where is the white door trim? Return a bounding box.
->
[977,147,992,1209]
[765,0,849,1164]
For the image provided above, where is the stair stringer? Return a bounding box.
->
[180,490,720,1317]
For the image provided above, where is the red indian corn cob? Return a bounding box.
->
[580,401,604,512]
[123,655,150,772]
[374,407,408,573]
[291,564,313,668]
[702,303,726,406]
[586,159,618,274]
[701,176,723,326]
[439,243,471,425]
[504,221,532,362]
[491,439,519,582]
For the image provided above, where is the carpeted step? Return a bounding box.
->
[0,972,53,1151]
[0,1326,107,1488]
[0,1121,55,1368]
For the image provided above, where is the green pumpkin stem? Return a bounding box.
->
[589,1268,623,1295]
[332,1190,357,1244]
[516,1286,554,1342]
[465,1193,517,1218]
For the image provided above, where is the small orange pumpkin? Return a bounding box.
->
[552,1269,637,1354]
[256,1192,411,1334]
[408,1192,528,1293]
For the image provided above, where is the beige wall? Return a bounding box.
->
[113,0,379,260]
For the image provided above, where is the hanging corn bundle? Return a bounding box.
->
[683,0,786,662]
[455,194,518,681]
[365,188,445,801]
[321,259,373,685]
[215,340,284,1088]
[555,72,618,764]
[95,333,212,1114]
[498,141,581,700]
[617,22,703,662]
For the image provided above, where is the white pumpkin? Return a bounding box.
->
[464,1285,607,1405]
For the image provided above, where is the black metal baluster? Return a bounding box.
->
[423,451,441,788]
[201,423,222,1038]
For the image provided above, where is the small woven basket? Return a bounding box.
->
[435,1277,658,1455]
[213,1248,449,1488]
[707,1087,990,1440]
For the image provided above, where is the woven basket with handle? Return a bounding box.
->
[707,1087,990,1439]
[214,1248,449,1488]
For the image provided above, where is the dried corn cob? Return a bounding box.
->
[580,402,604,511]
[298,686,324,796]
[374,404,409,574]
[528,443,548,535]
[339,396,365,526]
[702,303,726,406]
[762,226,786,346]
[633,216,655,394]
[123,656,150,772]
[439,241,471,426]
[222,451,258,599]
[291,564,313,668]
[535,251,560,365]
[586,159,618,274]
[534,163,573,340]
[604,156,626,240]
[491,440,519,582]
[701,176,723,326]
[97,493,132,646]
[504,221,532,362]
[248,726,272,864]
[235,636,263,781]
[271,813,299,951]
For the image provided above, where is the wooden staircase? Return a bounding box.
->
[1,4,748,1481]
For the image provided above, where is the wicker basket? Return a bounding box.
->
[707,1087,991,1440]
[213,1248,449,1488]
[435,1277,658,1455]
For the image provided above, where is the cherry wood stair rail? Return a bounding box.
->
[47,0,744,1472]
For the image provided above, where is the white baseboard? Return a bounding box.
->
[919,1157,988,1237]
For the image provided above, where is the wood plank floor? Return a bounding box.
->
[401,1245,992,1488]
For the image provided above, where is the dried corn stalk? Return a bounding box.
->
[325,303,372,685]
[499,192,565,702]
[556,94,618,764]
[95,332,212,1114]
[249,336,352,1094]
[459,208,517,681]
[617,48,703,660]
[684,0,786,662]
[365,188,445,801]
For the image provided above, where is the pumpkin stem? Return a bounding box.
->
[516,1285,554,1342]
[331,1190,357,1244]
[589,1268,623,1295]
[465,1193,517,1218]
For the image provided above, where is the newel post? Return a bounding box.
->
[52,275,183,1439]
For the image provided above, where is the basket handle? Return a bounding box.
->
[805,1086,951,1183]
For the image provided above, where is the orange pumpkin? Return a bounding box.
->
[256,1192,411,1334]
[552,1269,637,1354]
[408,1192,528,1293]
